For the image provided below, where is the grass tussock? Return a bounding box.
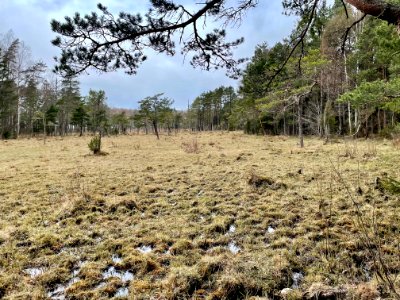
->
[181,138,200,153]
[0,132,399,298]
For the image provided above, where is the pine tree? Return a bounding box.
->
[0,47,18,139]
[57,75,81,135]
[21,77,40,135]
[138,94,173,140]
[71,101,89,136]
[86,89,108,134]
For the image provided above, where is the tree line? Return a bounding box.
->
[0,32,183,139]
[186,1,400,144]
[2,1,400,141]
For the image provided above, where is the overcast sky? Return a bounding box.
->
[0,0,298,109]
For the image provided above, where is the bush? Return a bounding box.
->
[88,135,101,154]
[2,131,12,140]
[378,177,400,194]
[379,124,400,139]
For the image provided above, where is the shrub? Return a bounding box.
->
[379,124,400,139]
[2,131,12,140]
[378,177,400,194]
[88,135,101,154]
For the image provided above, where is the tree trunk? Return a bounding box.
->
[98,131,102,154]
[383,110,387,128]
[16,98,21,138]
[298,96,304,148]
[323,98,331,142]
[283,108,287,136]
[348,102,352,135]
[343,47,352,136]
[338,103,343,135]
[377,109,381,133]
[43,116,46,145]
[30,117,34,137]
[153,120,160,139]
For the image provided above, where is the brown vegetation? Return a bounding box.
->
[0,132,399,299]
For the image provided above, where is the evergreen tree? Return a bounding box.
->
[71,101,89,136]
[111,111,130,134]
[57,75,81,135]
[86,89,108,134]
[45,104,59,135]
[21,77,40,135]
[0,46,18,139]
[138,94,173,139]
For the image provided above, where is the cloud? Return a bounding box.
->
[0,0,297,110]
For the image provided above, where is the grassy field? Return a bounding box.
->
[0,132,399,299]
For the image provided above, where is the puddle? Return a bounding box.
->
[24,267,46,278]
[96,282,107,289]
[103,266,134,283]
[68,277,80,285]
[291,272,304,288]
[121,271,134,282]
[72,260,85,277]
[137,245,152,254]
[228,241,241,254]
[112,254,123,264]
[47,285,66,300]
[267,226,275,234]
[47,277,80,299]
[362,266,372,281]
[115,287,129,297]
[103,266,119,279]
[47,262,83,299]
[72,268,80,277]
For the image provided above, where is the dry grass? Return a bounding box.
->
[0,132,399,299]
[181,138,200,154]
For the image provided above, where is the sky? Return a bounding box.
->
[0,0,298,109]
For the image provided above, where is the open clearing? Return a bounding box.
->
[0,132,399,299]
